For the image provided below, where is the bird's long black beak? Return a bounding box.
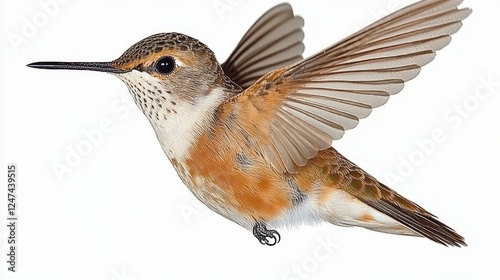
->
[26,61,128,74]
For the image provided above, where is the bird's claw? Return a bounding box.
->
[253,222,281,246]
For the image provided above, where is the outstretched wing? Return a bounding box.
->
[222,3,305,89]
[227,0,471,173]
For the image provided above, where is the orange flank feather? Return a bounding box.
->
[184,108,291,223]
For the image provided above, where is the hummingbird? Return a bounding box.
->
[28,0,471,247]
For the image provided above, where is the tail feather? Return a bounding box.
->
[311,148,466,247]
[362,199,467,247]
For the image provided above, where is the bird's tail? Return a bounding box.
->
[323,187,466,247]
[317,149,466,247]
[359,191,466,247]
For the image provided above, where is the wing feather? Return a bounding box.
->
[222,3,305,89]
[225,0,471,173]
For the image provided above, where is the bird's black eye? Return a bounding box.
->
[155,56,176,74]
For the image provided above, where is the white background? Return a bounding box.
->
[1,0,499,279]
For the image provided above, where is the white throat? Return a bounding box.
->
[116,70,226,161]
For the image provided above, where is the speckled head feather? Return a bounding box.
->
[112,32,219,73]
[109,32,241,106]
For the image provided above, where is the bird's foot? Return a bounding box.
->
[253,222,280,246]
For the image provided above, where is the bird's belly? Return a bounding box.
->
[186,177,254,228]
[267,195,324,229]
[170,155,294,229]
